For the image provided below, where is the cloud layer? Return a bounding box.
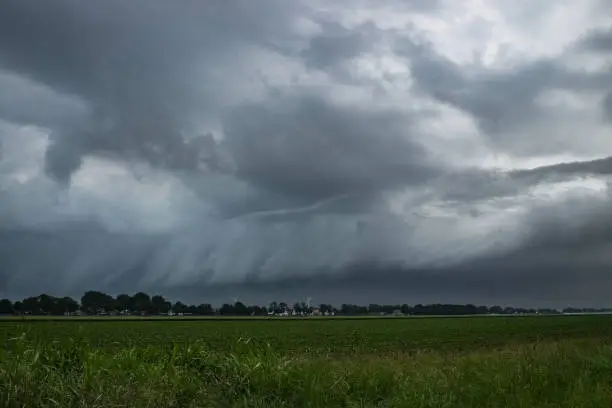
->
[1,0,611,305]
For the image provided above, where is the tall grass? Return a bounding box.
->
[2,334,612,407]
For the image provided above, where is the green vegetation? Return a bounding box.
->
[1,315,612,407]
[3,289,608,317]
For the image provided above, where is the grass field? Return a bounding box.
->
[1,315,612,407]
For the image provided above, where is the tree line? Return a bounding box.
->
[0,291,609,316]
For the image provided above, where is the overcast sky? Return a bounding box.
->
[1,0,611,307]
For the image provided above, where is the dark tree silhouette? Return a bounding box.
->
[233,301,249,315]
[130,292,152,314]
[55,297,79,314]
[114,294,131,312]
[151,295,171,314]
[5,289,582,317]
[219,303,235,315]
[81,291,114,314]
[22,296,42,314]
[195,303,214,315]
[0,299,12,314]
[172,301,187,314]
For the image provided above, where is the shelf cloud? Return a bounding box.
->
[1,0,611,306]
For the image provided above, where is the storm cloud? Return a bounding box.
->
[1,0,612,306]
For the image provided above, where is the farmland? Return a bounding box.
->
[2,315,612,407]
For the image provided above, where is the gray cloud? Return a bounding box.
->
[0,0,302,181]
[582,28,612,53]
[1,0,612,305]
[301,21,380,71]
[0,226,163,297]
[399,34,612,157]
[604,93,612,122]
[510,156,612,183]
[222,94,442,204]
[0,72,88,130]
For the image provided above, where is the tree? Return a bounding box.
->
[5,291,546,319]
[219,303,235,315]
[368,304,382,314]
[234,301,249,315]
[248,305,266,316]
[489,305,503,314]
[12,301,22,314]
[476,305,489,315]
[196,303,214,315]
[151,295,171,314]
[0,299,12,314]
[81,291,114,314]
[58,297,79,314]
[38,294,57,314]
[114,294,131,312]
[340,304,351,315]
[380,304,395,314]
[319,304,335,314]
[22,296,41,314]
[172,301,187,314]
[340,304,367,315]
[130,292,152,314]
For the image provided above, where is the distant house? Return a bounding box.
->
[392,309,404,316]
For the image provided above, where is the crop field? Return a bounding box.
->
[1,315,612,407]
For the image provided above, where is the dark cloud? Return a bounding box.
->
[404,39,551,139]
[301,21,380,70]
[0,72,88,130]
[579,28,612,125]
[236,191,612,307]
[223,94,442,204]
[604,93,612,122]
[0,0,302,181]
[510,156,612,183]
[431,155,612,206]
[1,0,611,305]
[0,226,163,297]
[581,28,612,53]
[152,247,612,308]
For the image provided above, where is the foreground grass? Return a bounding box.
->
[2,316,612,407]
[2,336,612,407]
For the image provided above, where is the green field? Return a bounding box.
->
[1,315,612,407]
